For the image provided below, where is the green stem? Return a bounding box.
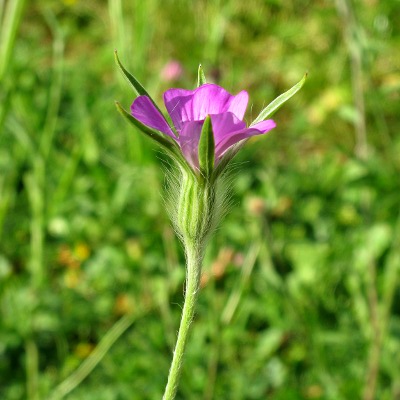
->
[163,243,202,400]
[25,339,39,400]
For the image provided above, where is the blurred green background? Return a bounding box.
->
[1,0,400,399]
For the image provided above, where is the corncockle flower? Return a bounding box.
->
[130,83,276,170]
[115,51,306,400]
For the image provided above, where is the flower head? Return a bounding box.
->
[115,52,306,177]
[130,83,276,170]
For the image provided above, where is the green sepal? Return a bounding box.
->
[198,116,215,179]
[212,145,237,174]
[115,101,176,151]
[197,64,207,87]
[251,73,307,126]
[114,50,149,97]
[115,102,192,172]
[114,50,166,117]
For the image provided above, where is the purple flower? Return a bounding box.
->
[130,83,276,169]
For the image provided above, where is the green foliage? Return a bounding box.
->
[1,0,400,399]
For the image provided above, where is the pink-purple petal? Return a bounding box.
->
[191,84,249,121]
[163,88,194,130]
[251,119,277,132]
[215,119,276,158]
[162,84,249,135]
[209,112,246,145]
[225,90,249,120]
[177,120,203,169]
[131,96,175,138]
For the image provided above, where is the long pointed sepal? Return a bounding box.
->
[114,50,150,97]
[114,50,165,117]
[115,101,176,150]
[115,102,191,171]
[251,73,307,125]
[198,116,215,179]
[197,64,207,87]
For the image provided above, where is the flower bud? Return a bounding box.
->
[176,171,216,244]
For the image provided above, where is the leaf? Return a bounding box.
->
[197,64,207,87]
[198,116,215,178]
[115,101,176,151]
[251,73,307,126]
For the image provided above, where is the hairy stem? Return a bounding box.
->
[163,242,202,400]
